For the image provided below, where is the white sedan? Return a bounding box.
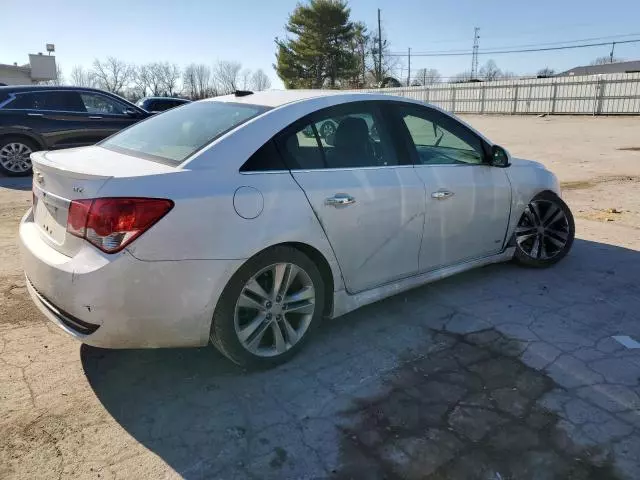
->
[20,90,574,367]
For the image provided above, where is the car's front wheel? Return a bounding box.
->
[211,246,325,368]
[0,137,36,176]
[513,191,575,267]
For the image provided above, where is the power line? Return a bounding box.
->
[387,38,640,57]
[389,33,640,56]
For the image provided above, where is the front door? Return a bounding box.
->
[393,104,511,271]
[277,102,425,294]
[78,92,140,143]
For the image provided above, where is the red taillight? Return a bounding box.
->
[66,198,173,253]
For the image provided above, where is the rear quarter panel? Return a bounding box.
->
[102,169,345,293]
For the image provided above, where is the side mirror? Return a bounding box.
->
[124,108,140,117]
[490,145,511,168]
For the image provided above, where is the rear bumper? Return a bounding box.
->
[20,209,244,348]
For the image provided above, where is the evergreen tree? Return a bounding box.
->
[275,0,359,89]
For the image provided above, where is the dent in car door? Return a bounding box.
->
[393,103,511,271]
[293,168,425,293]
[416,165,511,270]
[281,103,425,294]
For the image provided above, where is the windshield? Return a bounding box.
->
[101,101,268,165]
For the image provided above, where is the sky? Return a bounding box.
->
[2,0,640,88]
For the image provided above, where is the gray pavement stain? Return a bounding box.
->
[332,329,620,480]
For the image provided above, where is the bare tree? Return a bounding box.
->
[214,60,242,94]
[91,57,133,94]
[158,62,181,96]
[591,56,621,65]
[368,26,400,86]
[182,64,198,99]
[239,68,252,90]
[182,63,214,99]
[501,71,518,79]
[536,67,555,77]
[413,68,441,86]
[479,60,502,81]
[70,65,96,88]
[250,69,271,91]
[132,64,151,98]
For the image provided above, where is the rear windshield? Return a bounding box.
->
[101,101,269,165]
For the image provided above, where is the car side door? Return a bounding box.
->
[277,101,425,294]
[78,91,143,142]
[391,103,512,272]
[3,90,95,149]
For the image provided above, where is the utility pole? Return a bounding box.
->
[377,8,382,84]
[610,41,616,63]
[471,27,480,80]
[407,48,411,86]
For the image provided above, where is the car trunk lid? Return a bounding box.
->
[30,146,177,256]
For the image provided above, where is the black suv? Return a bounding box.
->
[0,86,150,176]
[136,96,190,113]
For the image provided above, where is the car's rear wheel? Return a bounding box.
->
[0,137,36,176]
[211,246,325,368]
[514,191,575,267]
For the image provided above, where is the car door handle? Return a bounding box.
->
[27,113,44,117]
[325,193,356,207]
[431,190,455,200]
[89,116,103,119]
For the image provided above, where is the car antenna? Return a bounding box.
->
[234,90,254,97]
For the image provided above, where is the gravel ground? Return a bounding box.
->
[1,115,639,479]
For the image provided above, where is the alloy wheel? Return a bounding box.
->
[0,142,33,173]
[234,262,316,357]
[515,199,570,260]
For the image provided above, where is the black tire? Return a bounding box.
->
[514,191,575,268]
[210,246,326,368]
[0,136,37,177]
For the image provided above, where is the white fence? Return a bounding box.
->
[357,72,640,115]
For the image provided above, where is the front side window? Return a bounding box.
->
[80,93,128,115]
[399,106,485,165]
[278,104,398,170]
[101,101,268,165]
[8,91,85,112]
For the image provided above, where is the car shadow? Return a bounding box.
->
[81,238,640,478]
[0,175,31,191]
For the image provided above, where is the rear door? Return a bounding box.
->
[278,102,425,294]
[78,91,141,142]
[392,103,511,271]
[4,90,94,149]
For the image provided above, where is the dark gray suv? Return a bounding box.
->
[0,86,149,176]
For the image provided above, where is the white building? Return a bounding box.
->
[0,54,57,86]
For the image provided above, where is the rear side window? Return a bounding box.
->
[101,101,268,165]
[8,91,86,112]
[276,103,399,170]
[240,141,287,172]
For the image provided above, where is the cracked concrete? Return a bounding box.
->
[1,115,640,478]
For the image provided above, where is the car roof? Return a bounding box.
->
[0,85,120,95]
[207,89,382,108]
